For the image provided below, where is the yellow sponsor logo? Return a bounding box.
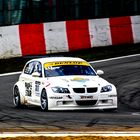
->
[44,61,89,68]
[71,77,89,82]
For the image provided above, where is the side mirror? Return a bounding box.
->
[32,72,40,77]
[97,70,104,75]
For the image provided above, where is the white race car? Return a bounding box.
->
[13,57,117,111]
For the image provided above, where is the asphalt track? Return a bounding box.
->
[1,54,140,132]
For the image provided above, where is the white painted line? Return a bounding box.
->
[0,71,21,77]
[132,112,140,115]
[0,53,140,77]
[89,53,140,63]
[1,131,140,138]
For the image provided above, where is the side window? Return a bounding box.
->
[33,61,42,77]
[24,62,35,75]
[24,61,42,77]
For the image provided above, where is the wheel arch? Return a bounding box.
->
[13,81,25,105]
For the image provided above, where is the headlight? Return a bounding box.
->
[101,85,112,92]
[52,87,70,93]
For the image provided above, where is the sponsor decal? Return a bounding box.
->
[42,81,50,87]
[50,96,63,99]
[44,61,89,68]
[80,96,93,99]
[35,81,41,96]
[71,77,89,82]
[109,95,117,97]
[35,81,41,92]
[25,82,32,96]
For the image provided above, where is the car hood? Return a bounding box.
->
[47,76,110,88]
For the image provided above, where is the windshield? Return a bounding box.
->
[44,65,96,77]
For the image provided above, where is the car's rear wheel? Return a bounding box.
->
[40,89,48,111]
[13,86,22,108]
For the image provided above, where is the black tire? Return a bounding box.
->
[13,86,22,108]
[40,89,48,111]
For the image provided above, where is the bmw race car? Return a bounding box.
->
[13,57,117,111]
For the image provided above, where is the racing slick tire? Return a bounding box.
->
[13,86,23,108]
[40,89,48,111]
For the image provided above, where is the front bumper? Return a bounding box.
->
[47,91,117,110]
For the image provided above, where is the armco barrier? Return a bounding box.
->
[0,15,139,59]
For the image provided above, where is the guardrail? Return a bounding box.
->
[0,15,140,59]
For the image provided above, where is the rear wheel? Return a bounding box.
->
[40,89,48,111]
[13,86,22,108]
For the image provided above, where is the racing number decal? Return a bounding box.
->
[35,81,41,96]
[35,81,41,92]
[25,82,32,96]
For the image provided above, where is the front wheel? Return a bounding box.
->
[40,89,48,111]
[13,86,22,108]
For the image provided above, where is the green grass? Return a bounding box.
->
[0,43,140,74]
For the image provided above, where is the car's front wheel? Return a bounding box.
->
[40,89,48,111]
[13,86,22,108]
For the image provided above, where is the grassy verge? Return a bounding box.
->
[0,43,140,74]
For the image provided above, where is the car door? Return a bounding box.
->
[22,60,42,105]
[22,61,35,103]
[31,61,42,105]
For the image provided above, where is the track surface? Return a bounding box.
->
[1,55,140,132]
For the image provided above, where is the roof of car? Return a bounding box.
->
[29,57,87,63]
